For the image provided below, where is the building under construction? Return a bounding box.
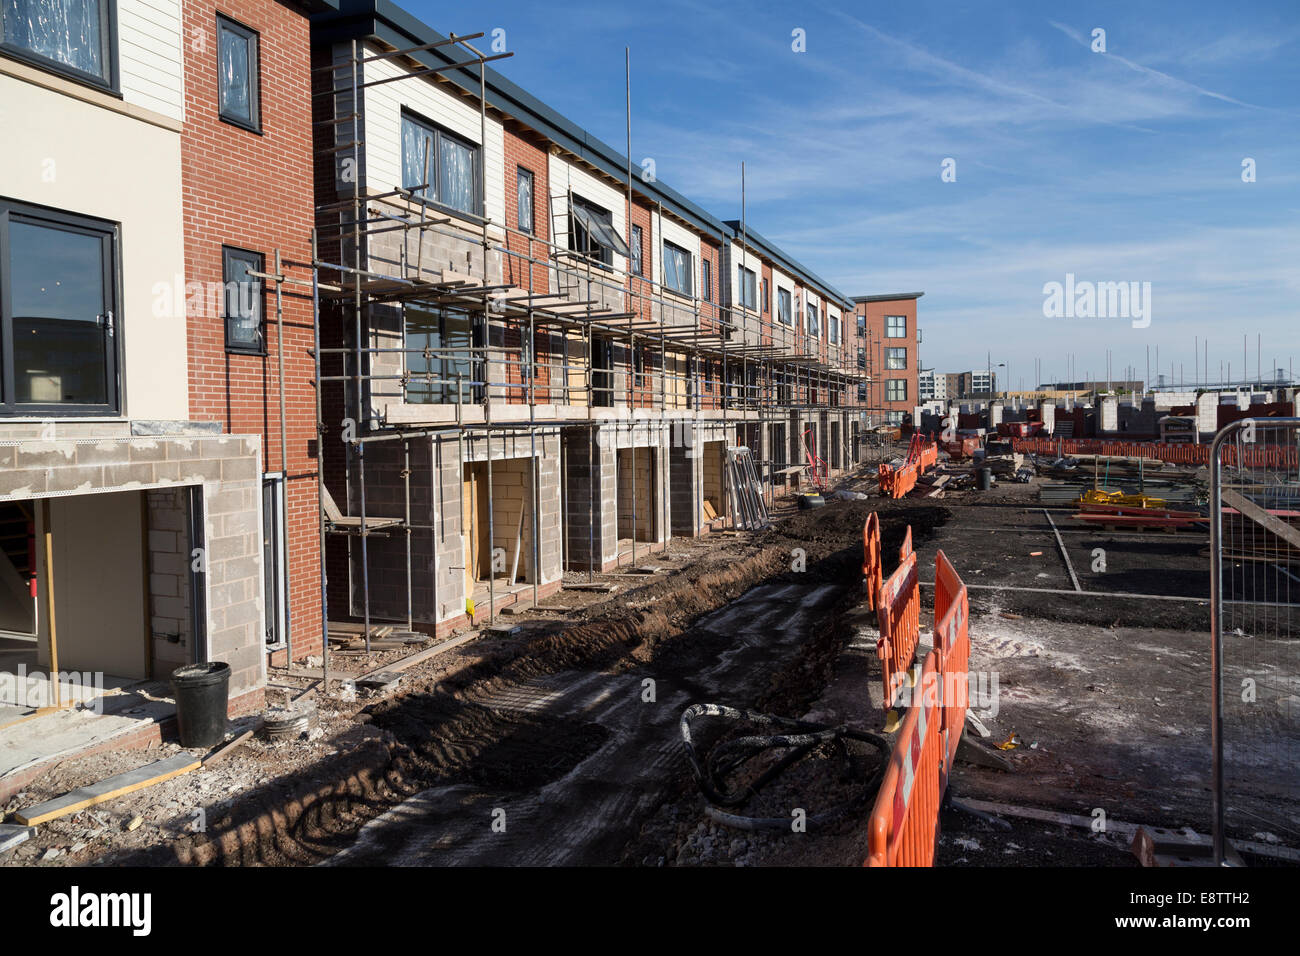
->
[302,2,907,641]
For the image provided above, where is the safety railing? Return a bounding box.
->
[875,525,919,711]
[932,550,969,795]
[1014,436,1300,468]
[866,649,942,867]
[862,511,881,612]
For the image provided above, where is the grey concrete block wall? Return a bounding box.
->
[0,430,265,699]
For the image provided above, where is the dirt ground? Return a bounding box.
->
[4,449,1295,867]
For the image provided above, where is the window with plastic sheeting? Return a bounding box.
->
[806,302,820,337]
[777,288,792,325]
[217,14,259,131]
[630,224,643,276]
[663,241,692,296]
[886,346,907,370]
[401,110,481,217]
[1,0,114,88]
[737,266,756,310]
[701,258,712,302]
[569,197,628,268]
[516,166,534,234]
[222,246,264,354]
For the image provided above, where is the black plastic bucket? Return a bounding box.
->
[976,467,993,491]
[170,662,231,748]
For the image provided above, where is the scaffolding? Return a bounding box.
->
[294,29,870,685]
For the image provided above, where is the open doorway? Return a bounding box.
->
[462,458,535,611]
[702,440,726,528]
[616,446,656,548]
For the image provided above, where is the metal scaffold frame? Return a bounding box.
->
[303,30,870,687]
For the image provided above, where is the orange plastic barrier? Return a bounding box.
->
[878,461,918,498]
[875,527,919,710]
[932,550,969,795]
[862,512,881,612]
[866,650,942,867]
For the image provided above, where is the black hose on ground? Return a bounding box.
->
[679,703,891,831]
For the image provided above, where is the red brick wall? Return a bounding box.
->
[182,0,322,661]
[858,298,919,420]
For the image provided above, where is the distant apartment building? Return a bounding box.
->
[852,293,922,425]
[948,369,998,399]
[918,368,946,402]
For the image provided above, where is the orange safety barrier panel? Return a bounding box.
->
[932,550,969,795]
[862,512,882,612]
[1010,436,1299,469]
[877,461,918,499]
[866,650,942,867]
[875,529,919,710]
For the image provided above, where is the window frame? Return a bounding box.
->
[0,198,122,417]
[516,166,534,235]
[886,378,907,402]
[738,266,757,311]
[569,195,617,269]
[1,0,119,93]
[760,277,769,314]
[805,302,820,337]
[777,288,792,326]
[662,239,693,297]
[886,347,907,370]
[630,223,644,277]
[401,108,482,219]
[700,257,712,303]
[222,244,266,356]
[885,314,908,338]
[216,13,261,134]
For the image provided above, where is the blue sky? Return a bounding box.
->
[407,0,1299,389]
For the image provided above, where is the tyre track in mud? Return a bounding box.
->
[110,500,947,867]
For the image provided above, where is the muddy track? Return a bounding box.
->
[109,499,948,867]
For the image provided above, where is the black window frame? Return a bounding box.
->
[885,314,908,338]
[662,239,693,297]
[222,245,266,355]
[1,0,119,93]
[738,266,757,310]
[216,13,261,134]
[701,258,712,303]
[777,288,792,325]
[886,346,907,370]
[630,223,643,276]
[0,198,122,417]
[516,165,534,235]
[401,108,483,219]
[886,378,908,402]
[761,277,769,314]
[569,195,616,269]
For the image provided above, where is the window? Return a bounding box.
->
[0,199,119,414]
[857,347,866,369]
[886,410,905,426]
[222,246,264,353]
[405,304,482,405]
[777,288,792,325]
[217,15,259,132]
[516,166,534,234]
[886,347,907,370]
[829,314,840,345]
[401,111,480,216]
[262,474,287,647]
[886,314,907,338]
[857,314,865,337]
[805,302,820,337]
[857,384,867,402]
[886,379,907,402]
[761,277,769,314]
[663,240,692,296]
[569,195,627,268]
[1,0,116,90]
[701,258,712,302]
[738,266,756,310]
[630,224,643,276]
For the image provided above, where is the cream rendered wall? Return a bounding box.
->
[118,0,185,121]
[0,74,187,421]
[359,41,506,231]
[548,152,629,275]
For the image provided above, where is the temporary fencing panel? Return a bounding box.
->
[876,530,919,710]
[932,550,969,795]
[1209,417,1300,865]
[1013,436,1300,469]
[866,650,942,867]
[862,511,881,612]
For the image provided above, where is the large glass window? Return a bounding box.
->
[1,0,114,89]
[0,199,118,413]
[886,314,907,337]
[516,167,534,234]
[886,347,907,370]
[777,288,792,325]
[401,111,480,217]
[405,304,482,405]
[805,302,820,337]
[222,246,264,354]
[738,266,756,310]
[886,379,907,402]
[663,241,692,296]
[217,15,259,131]
[829,314,840,345]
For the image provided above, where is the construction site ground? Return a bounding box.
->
[4,454,1296,867]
